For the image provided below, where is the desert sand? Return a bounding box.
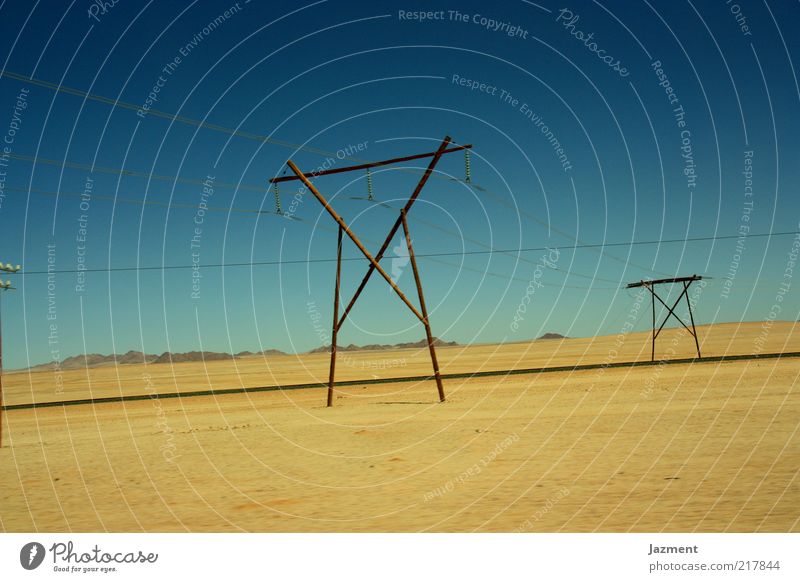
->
[0,321,798,532]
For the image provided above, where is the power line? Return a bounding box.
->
[15,185,588,288]
[459,181,676,278]
[0,67,727,282]
[16,184,793,287]
[0,70,356,162]
[6,153,266,193]
[18,186,296,219]
[2,68,790,288]
[17,230,798,276]
[0,146,704,282]
[9,181,650,284]
[0,68,710,273]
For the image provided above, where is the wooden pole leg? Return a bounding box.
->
[401,211,445,402]
[327,226,343,407]
[685,281,702,359]
[649,285,655,363]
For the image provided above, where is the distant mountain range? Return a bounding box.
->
[20,335,571,371]
[308,338,458,354]
[24,348,288,371]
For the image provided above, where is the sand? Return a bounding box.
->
[0,321,798,532]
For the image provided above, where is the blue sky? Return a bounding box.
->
[0,0,798,368]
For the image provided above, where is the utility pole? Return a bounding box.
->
[272,137,471,406]
[626,275,703,362]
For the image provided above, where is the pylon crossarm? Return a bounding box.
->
[286,160,425,323]
[335,136,453,331]
[270,141,470,183]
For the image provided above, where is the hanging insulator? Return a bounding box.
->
[366,167,374,201]
[464,149,472,183]
[272,181,282,214]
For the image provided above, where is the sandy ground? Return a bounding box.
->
[0,321,798,532]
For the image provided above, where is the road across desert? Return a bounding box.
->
[1,321,798,531]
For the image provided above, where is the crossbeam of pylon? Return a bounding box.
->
[270,143,471,184]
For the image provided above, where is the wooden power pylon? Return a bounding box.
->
[270,136,472,406]
[626,275,703,361]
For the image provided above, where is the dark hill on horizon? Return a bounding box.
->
[537,333,569,340]
[308,338,458,354]
[18,336,568,371]
[21,348,288,372]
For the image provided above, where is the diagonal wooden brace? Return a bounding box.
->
[286,160,424,323]
[335,136,453,331]
[651,285,692,339]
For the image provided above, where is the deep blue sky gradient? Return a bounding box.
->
[0,0,798,368]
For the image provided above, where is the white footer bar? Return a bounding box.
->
[1,533,797,581]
